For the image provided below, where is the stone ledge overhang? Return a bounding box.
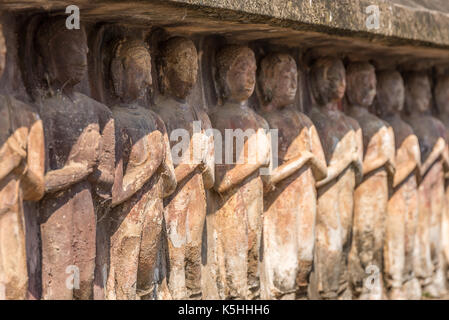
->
[2,0,449,68]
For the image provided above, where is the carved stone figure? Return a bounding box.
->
[403,71,447,298]
[433,74,449,295]
[153,37,214,299]
[345,62,396,300]
[35,17,114,300]
[0,23,45,300]
[376,70,422,300]
[208,45,270,299]
[105,39,177,300]
[256,53,327,299]
[308,57,363,300]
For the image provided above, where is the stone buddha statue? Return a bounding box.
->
[0,22,45,300]
[345,62,396,300]
[208,45,270,299]
[308,57,363,300]
[256,53,326,300]
[403,71,447,298]
[35,17,114,300]
[105,39,176,300]
[376,70,422,299]
[153,37,214,299]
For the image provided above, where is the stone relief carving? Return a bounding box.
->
[256,53,326,300]
[153,36,214,300]
[307,57,363,300]
[0,22,45,300]
[0,8,448,300]
[104,39,176,300]
[208,45,270,299]
[376,70,422,300]
[33,17,114,300]
[403,71,447,298]
[346,62,396,300]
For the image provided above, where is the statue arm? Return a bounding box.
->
[111,131,164,207]
[89,112,116,199]
[419,137,445,177]
[22,118,45,201]
[215,128,270,194]
[196,110,215,190]
[316,150,353,188]
[200,130,215,190]
[392,135,420,188]
[309,124,328,181]
[262,151,313,190]
[160,121,177,198]
[361,128,395,176]
[45,162,95,194]
[316,128,358,188]
[45,125,101,194]
[0,135,25,181]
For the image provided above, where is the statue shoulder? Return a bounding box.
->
[252,109,270,131]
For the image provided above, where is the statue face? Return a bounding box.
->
[327,60,346,103]
[408,74,431,113]
[347,65,376,107]
[261,55,298,109]
[388,77,405,113]
[226,52,256,102]
[113,46,152,102]
[376,71,404,114]
[0,25,5,79]
[164,42,198,100]
[48,29,88,86]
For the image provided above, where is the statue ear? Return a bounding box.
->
[111,57,124,98]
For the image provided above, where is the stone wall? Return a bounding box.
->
[0,1,449,300]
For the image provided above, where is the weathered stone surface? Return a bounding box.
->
[346,62,396,300]
[403,72,447,298]
[0,21,45,301]
[208,45,269,299]
[308,57,362,300]
[152,36,213,300]
[1,0,449,302]
[376,70,421,300]
[257,53,326,300]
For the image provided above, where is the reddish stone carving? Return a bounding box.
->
[35,18,114,300]
[208,45,270,299]
[105,39,176,300]
[153,37,214,299]
[308,57,363,300]
[256,53,326,299]
[433,74,449,296]
[377,70,422,300]
[403,71,447,298]
[346,62,396,300]
[0,23,45,300]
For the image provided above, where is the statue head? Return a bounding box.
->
[158,37,198,100]
[309,57,346,107]
[346,62,376,108]
[0,24,5,79]
[111,39,152,103]
[434,74,449,115]
[404,72,432,114]
[216,45,256,103]
[375,70,405,115]
[258,53,297,109]
[36,17,88,89]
